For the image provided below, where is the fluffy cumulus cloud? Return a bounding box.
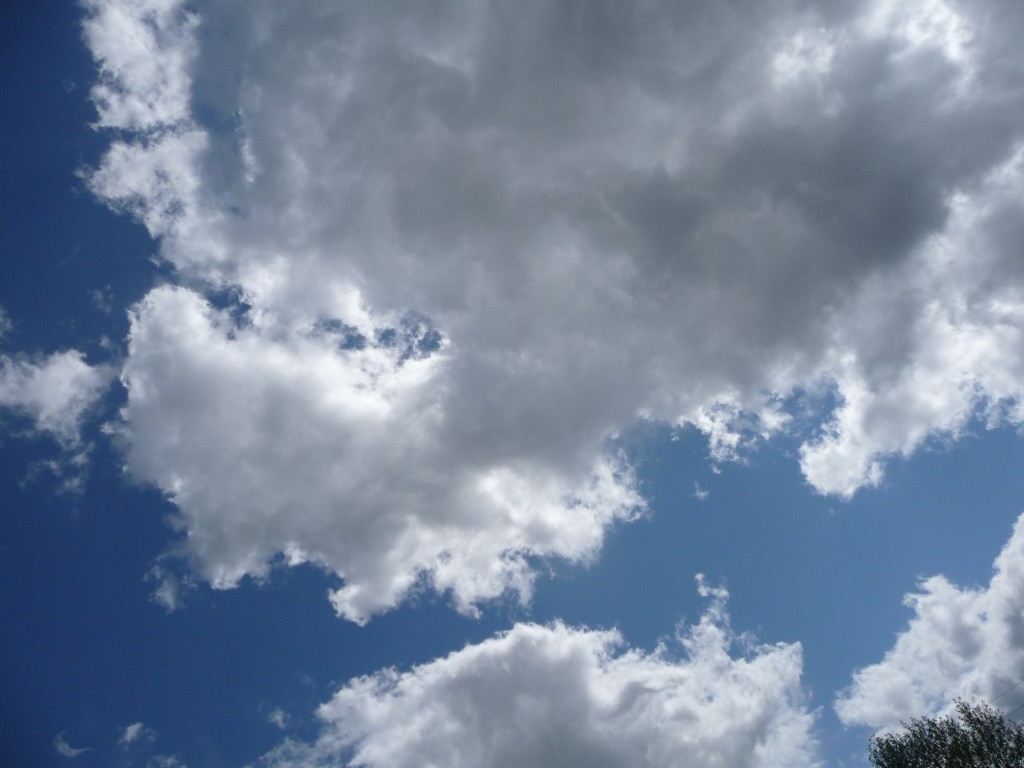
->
[836,512,1024,730]
[83,0,1024,617]
[119,284,642,621]
[82,0,197,131]
[0,349,112,448]
[260,580,819,768]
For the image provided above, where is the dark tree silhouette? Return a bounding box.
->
[868,699,1024,768]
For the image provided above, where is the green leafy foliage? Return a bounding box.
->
[868,699,1024,768]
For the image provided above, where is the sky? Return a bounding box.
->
[3,0,1024,766]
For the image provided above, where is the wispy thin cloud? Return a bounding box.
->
[54,732,89,758]
[120,721,157,747]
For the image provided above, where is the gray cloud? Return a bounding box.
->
[84,0,1024,616]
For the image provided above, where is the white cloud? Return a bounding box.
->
[835,511,1024,730]
[799,147,1024,497]
[260,578,819,768]
[264,708,289,730]
[117,285,642,622]
[54,732,89,758]
[120,721,157,747]
[82,0,198,131]
[0,350,113,447]
[146,560,194,612]
[83,0,1024,616]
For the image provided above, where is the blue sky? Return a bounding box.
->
[4,1,1024,766]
